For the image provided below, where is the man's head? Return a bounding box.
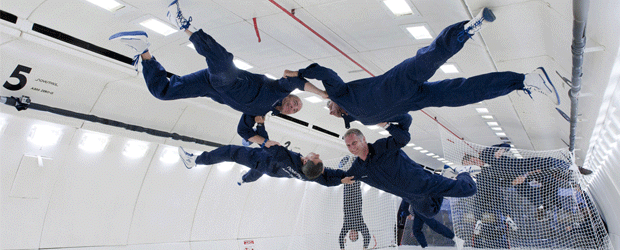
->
[462,154,485,166]
[349,230,359,241]
[344,129,368,158]
[301,152,324,179]
[327,100,346,118]
[281,95,303,115]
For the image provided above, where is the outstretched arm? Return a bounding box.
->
[237,115,280,148]
[298,63,348,97]
[375,114,412,152]
[283,69,329,99]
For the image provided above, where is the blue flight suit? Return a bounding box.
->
[194,144,344,186]
[325,114,477,218]
[297,21,525,128]
[141,29,307,139]
[398,200,455,248]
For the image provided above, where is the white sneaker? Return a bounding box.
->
[109,31,150,70]
[506,215,518,231]
[523,67,561,105]
[464,7,496,35]
[166,0,192,30]
[454,236,465,250]
[453,165,482,176]
[178,146,197,169]
[237,170,247,186]
[473,220,483,235]
[441,165,458,179]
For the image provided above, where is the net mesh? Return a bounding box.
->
[440,130,611,249]
[289,155,400,250]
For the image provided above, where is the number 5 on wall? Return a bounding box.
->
[4,65,32,91]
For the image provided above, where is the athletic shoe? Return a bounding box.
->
[454,236,465,250]
[109,31,150,70]
[506,215,519,231]
[523,67,561,105]
[178,146,197,169]
[237,170,247,186]
[166,0,192,30]
[458,7,495,42]
[537,205,550,222]
[453,165,482,176]
[473,220,483,235]
[441,165,458,179]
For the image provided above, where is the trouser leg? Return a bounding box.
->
[195,145,263,167]
[417,71,525,108]
[142,59,211,100]
[189,29,239,88]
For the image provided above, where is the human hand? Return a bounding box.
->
[341,176,355,184]
[254,116,265,124]
[320,90,329,99]
[283,69,298,78]
[407,215,413,220]
[264,140,281,148]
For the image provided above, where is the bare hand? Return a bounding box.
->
[319,90,329,99]
[341,176,355,184]
[254,116,265,124]
[264,140,281,148]
[283,70,298,78]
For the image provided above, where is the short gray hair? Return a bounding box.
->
[343,128,364,140]
[302,161,324,180]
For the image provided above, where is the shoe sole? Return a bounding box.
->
[109,31,148,40]
[537,67,561,105]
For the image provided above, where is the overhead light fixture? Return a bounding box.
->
[406,25,432,39]
[304,96,323,103]
[419,150,429,153]
[383,0,413,16]
[123,140,149,158]
[476,108,489,114]
[406,143,415,147]
[426,153,435,156]
[440,64,459,74]
[28,125,62,146]
[139,18,178,36]
[265,74,277,80]
[413,146,423,150]
[481,115,494,120]
[446,162,454,166]
[78,132,109,152]
[367,125,380,130]
[487,122,499,126]
[379,131,390,135]
[160,147,179,163]
[491,127,503,131]
[432,155,440,158]
[233,59,253,70]
[217,162,235,171]
[291,89,303,95]
[84,0,124,12]
[323,106,330,110]
[496,132,507,136]
[437,158,445,161]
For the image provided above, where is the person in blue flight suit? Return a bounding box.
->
[397,200,464,249]
[338,156,371,250]
[177,141,345,187]
[323,113,479,219]
[110,0,327,147]
[282,8,560,129]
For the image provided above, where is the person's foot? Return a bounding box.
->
[166,0,192,30]
[473,220,483,235]
[464,7,496,35]
[178,146,197,169]
[537,205,550,222]
[523,67,561,105]
[237,170,247,186]
[109,31,150,69]
[453,165,482,176]
[505,215,519,231]
[454,236,465,250]
[578,166,593,175]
